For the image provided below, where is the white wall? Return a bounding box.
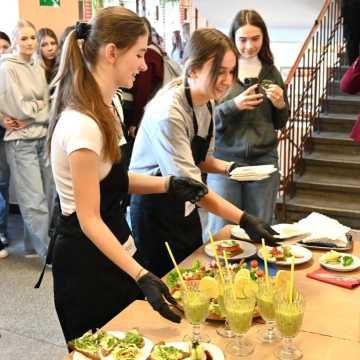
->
[269,28,310,80]
[193,0,325,78]
[193,0,324,30]
[0,2,20,40]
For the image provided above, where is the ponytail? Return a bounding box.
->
[48,6,146,162]
[48,30,120,162]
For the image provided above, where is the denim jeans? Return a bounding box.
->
[0,139,10,234]
[205,151,280,238]
[5,137,55,258]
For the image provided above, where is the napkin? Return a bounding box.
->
[306,267,360,289]
[296,212,350,247]
[230,164,277,182]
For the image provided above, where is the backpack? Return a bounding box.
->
[149,44,182,86]
[162,53,182,85]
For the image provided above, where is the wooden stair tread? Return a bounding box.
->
[303,151,360,164]
[286,195,360,214]
[319,113,357,121]
[327,94,360,102]
[295,173,360,188]
[311,131,352,140]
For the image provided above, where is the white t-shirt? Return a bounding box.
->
[51,110,112,215]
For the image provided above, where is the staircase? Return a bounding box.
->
[283,66,360,229]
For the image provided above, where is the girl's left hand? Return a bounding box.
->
[265,84,286,109]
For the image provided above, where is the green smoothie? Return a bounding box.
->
[257,293,275,321]
[275,305,304,337]
[217,294,225,316]
[225,305,253,335]
[182,292,209,325]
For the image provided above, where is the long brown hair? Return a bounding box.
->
[37,27,58,83]
[47,6,147,162]
[183,28,239,89]
[229,9,273,65]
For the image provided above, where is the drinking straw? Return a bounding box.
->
[165,241,188,291]
[289,256,295,303]
[223,250,236,298]
[261,238,269,286]
[222,250,231,280]
[208,230,224,284]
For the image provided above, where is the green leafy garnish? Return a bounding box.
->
[166,260,202,288]
[123,330,144,348]
[341,256,354,267]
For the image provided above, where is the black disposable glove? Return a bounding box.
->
[137,271,181,323]
[239,212,280,245]
[226,162,242,176]
[167,176,208,203]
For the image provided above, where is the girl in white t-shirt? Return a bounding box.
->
[47,6,207,343]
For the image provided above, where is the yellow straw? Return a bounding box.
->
[223,250,236,298]
[208,230,224,284]
[222,250,231,280]
[261,238,269,286]
[165,242,188,291]
[289,256,295,303]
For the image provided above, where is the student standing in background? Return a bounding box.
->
[0,20,53,261]
[206,10,288,236]
[37,28,58,84]
[0,31,11,258]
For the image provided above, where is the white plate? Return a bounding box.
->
[73,331,153,360]
[230,174,270,182]
[319,254,360,272]
[204,240,257,260]
[257,245,313,266]
[165,341,225,360]
[230,164,276,176]
[271,223,308,239]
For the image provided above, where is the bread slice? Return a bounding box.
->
[149,342,189,360]
[98,332,120,357]
[68,330,105,360]
[68,330,101,360]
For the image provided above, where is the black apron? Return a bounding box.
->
[130,82,213,278]
[51,160,142,342]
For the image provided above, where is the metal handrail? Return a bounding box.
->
[277,0,345,219]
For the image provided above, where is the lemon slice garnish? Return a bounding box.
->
[199,276,219,298]
[275,270,291,289]
[235,268,251,280]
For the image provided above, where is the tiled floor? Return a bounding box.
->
[0,214,67,360]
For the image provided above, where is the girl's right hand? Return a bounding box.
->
[3,116,27,129]
[136,271,181,323]
[3,115,26,130]
[234,84,263,111]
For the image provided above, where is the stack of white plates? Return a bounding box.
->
[230,164,277,182]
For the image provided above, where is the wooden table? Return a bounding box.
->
[66,230,360,359]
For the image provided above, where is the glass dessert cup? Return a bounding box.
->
[224,289,256,357]
[216,273,235,338]
[181,282,210,343]
[256,279,281,343]
[274,290,305,360]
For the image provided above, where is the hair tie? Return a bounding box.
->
[75,21,91,40]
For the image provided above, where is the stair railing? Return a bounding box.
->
[277,0,345,220]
